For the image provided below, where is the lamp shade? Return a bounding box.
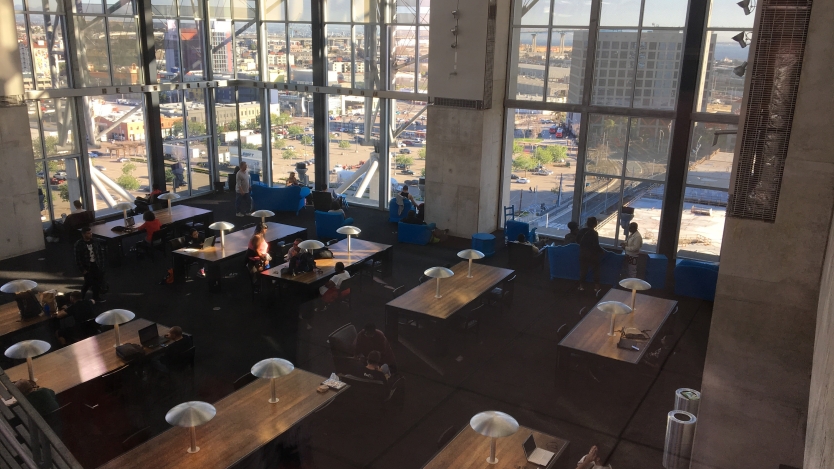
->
[619,278,651,291]
[457,249,485,260]
[95,309,136,326]
[5,340,50,359]
[157,192,180,201]
[298,239,325,250]
[470,411,519,438]
[597,301,632,316]
[208,221,234,231]
[113,201,135,211]
[166,401,217,427]
[1,280,38,294]
[336,226,361,236]
[424,266,454,279]
[251,358,294,379]
[251,210,275,219]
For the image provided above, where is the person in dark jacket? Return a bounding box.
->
[576,217,606,293]
[74,227,107,301]
[564,221,579,244]
[14,380,59,417]
[353,323,397,374]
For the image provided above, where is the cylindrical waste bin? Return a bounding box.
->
[227,172,236,193]
[663,410,696,469]
[674,388,701,416]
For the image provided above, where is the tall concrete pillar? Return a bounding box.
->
[0,0,45,259]
[689,1,833,467]
[424,0,509,237]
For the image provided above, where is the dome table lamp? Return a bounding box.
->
[95,309,136,347]
[597,301,633,337]
[470,410,519,465]
[157,192,180,214]
[424,267,454,299]
[165,401,217,454]
[113,202,135,225]
[5,340,50,382]
[298,239,324,253]
[208,221,234,249]
[457,249,485,278]
[251,209,275,224]
[619,278,651,310]
[1,279,38,294]
[251,358,295,404]
[336,226,361,252]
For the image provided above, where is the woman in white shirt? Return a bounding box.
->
[316,262,351,311]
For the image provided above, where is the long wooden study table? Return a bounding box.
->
[98,369,346,469]
[5,318,168,394]
[0,302,48,341]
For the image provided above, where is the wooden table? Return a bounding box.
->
[98,369,346,469]
[558,288,678,364]
[0,302,48,341]
[6,319,168,394]
[422,425,568,469]
[385,262,514,342]
[261,238,392,289]
[91,205,213,266]
[172,222,307,289]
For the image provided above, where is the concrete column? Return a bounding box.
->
[424,0,510,237]
[0,0,46,259]
[689,1,834,467]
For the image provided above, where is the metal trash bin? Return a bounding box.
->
[663,410,696,469]
[674,388,701,416]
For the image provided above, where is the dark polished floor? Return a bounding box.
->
[0,191,712,469]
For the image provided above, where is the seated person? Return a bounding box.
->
[516,233,540,255]
[361,351,390,381]
[15,290,43,320]
[400,185,416,205]
[246,224,272,288]
[165,326,184,342]
[315,262,351,311]
[135,183,163,205]
[402,210,449,243]
[286,171,299,186]
[53,291,96,344]
[186,228,206,277]
[564,221,579,244]
[576,446,610,469]
[14,380,59,417]
[134,211,162,257]
[353,322,397,373]
[328,200,345,217]
[71,200,85,214]
[287,238,303,260]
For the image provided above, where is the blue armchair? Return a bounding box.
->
[674,259,719,301]
[645,253,668,289]
[315,211,355,240]
[251,183,311,215]
[505,220,537,244]
[398,222,435,245]
[547,243,624,285]
[389,198,413,222]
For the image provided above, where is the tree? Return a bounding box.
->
[300,135,313,146]
[418,148,426,160]
[241,143,259,150]
[225,120,239,131]
[420,168,426,177]
[187,120,207,136]
[32,136,59,159]
[287,125,304,136]
[59,184,69,202]
[550,145,567,162]
[512,142,524,156]
[395,155,413,167]
[244,114,260,130]
[512,155,536,175]
[338,140,350,149]
[282,149,297,160]
[165,168,174,183]
[533,146,555,166]
[171,119,185,137]
[271,113,291,127]
[116,162,140,190]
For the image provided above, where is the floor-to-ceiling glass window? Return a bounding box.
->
[14,0,71,91]
[73,0,143,87]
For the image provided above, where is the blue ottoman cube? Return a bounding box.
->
[472,233,496,257]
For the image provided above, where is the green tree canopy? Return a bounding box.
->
[287,125,304,136]
[395,155,413,167]
[300,135,313,146]
[512,155,536,173]
[116,162,139,190]
[282,149,297,160]
[512,142,524,155]
[271,113,292,127]
[187,120,207,136]
[418,148,426,160]
[244,115,260,130]
[338,140,351,149]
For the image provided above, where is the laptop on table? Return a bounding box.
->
[523,434,555,467]
[138,323,170,349]
[202,236,215,249]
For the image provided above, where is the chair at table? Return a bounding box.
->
[233,372,257,390]
[507,241,545,271]
[486,274,516,313]
[327,324,360,375]
[169,236,197,279]
[312,190,335,211]
[437,426,457,449]
[136,226,172,261]
[455,303,485,346]
[121,426,152,452]
[336,276,354,311]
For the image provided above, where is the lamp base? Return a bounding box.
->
[269,398,279,404]
[187,446,200,454]
[607,332,616,336]
[486,457,498,465]
[434,294,442,299]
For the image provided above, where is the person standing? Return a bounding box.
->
[235,161,251,217]
[621,222,643,278]
[576,217,606,293]
[74,227,107,302]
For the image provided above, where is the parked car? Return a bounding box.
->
[402,140,414,146]
[515,177,529,184]
[117,158,130,163]
[89,151,102,158]
[510,173,519,180]
[55,171,67,177]
[400,169,414,175]
[94,165,106,171]
[399,148,411,154]
[396,164,407,170]
[339,127,349,132]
